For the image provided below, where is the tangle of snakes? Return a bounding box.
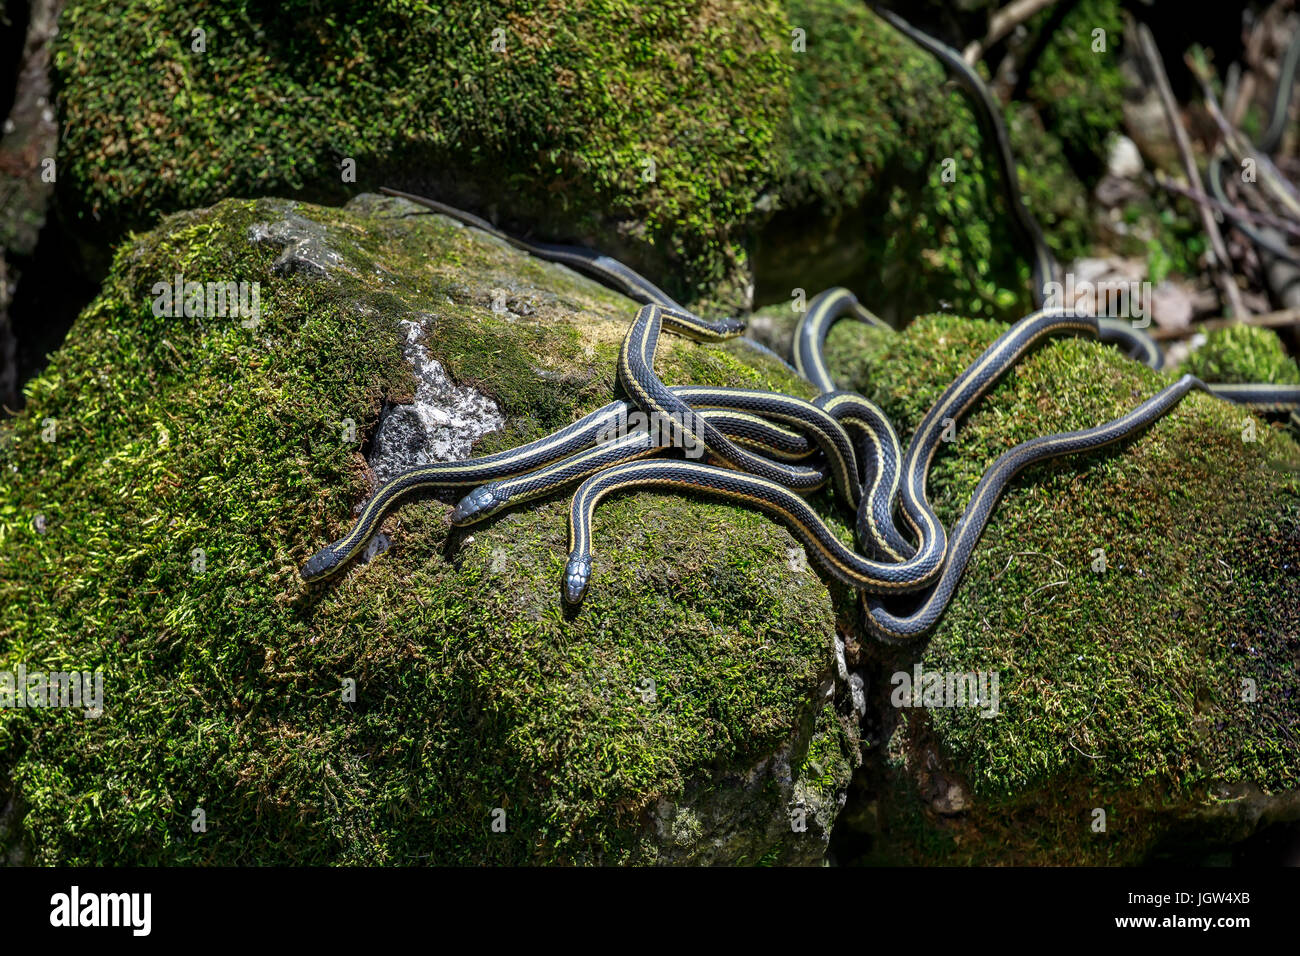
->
[302,11,1300,641]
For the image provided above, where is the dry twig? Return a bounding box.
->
[962,0,1061,65]
[1148,305,1300,340]
[1137,23,1249,318]
[1155,171,1300,238]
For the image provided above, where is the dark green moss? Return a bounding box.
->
[1006,102,1091,265]
[54,0,794,309]
[1023,0,1127,176]
[54,0,1101,318]
[775,0,1024,320]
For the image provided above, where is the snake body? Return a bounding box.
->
[862,374,1213,641]
[303,12,1300,640]
[874,7,1061,306]
[303,387,827,580]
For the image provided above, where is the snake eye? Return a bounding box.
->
[562,553,593,605]
[450,484,507,524]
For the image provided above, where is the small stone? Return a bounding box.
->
[1107,134,1144,179]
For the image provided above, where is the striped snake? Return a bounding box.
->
[302,12,1300,641]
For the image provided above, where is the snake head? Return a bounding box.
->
[300,547,341,583]
[562,553,593,606]
[450,483,509,525]
[716,317,746,336]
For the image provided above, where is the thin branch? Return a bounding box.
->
[1223,61,1243,121]
[962,0,1061,65]
[1067,737,1104,760]
[1186,50,1300,218]
[1137,23,1248,319]
[1147,306,1300,341]
[1154,171,1300,239]
[1227,12,1268,127]
[1228,69,1257,128]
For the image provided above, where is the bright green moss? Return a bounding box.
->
[817,313,1300,864]
[1006,102,1091,264]
[1180,324,1300,386]
[0,196,846,864]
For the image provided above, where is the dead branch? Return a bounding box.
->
[962,0,1061,65]
[1155,171,1300,238]
[1137,23,1249,318]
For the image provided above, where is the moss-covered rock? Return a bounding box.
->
[51,0,1099,320]
[799,312,1300,865]
[6,190,1298,865]
[1179,325,1300,387]
[0,194,861,865]
[53,0,795,310]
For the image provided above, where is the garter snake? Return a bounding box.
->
[304,198,1299,633]
[450,401,823,526]
[565,307,1107,604]
[565,374,1209,625]
[302,384,826,582]
[304,11,1300,641]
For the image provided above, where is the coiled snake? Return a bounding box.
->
[302,11,1300,641]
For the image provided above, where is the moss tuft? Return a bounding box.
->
[1179,324,1300,386]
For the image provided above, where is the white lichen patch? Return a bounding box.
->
[369,316,505,483]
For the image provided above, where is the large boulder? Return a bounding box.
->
[0,194,858,864]
[752,307,1300,865]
